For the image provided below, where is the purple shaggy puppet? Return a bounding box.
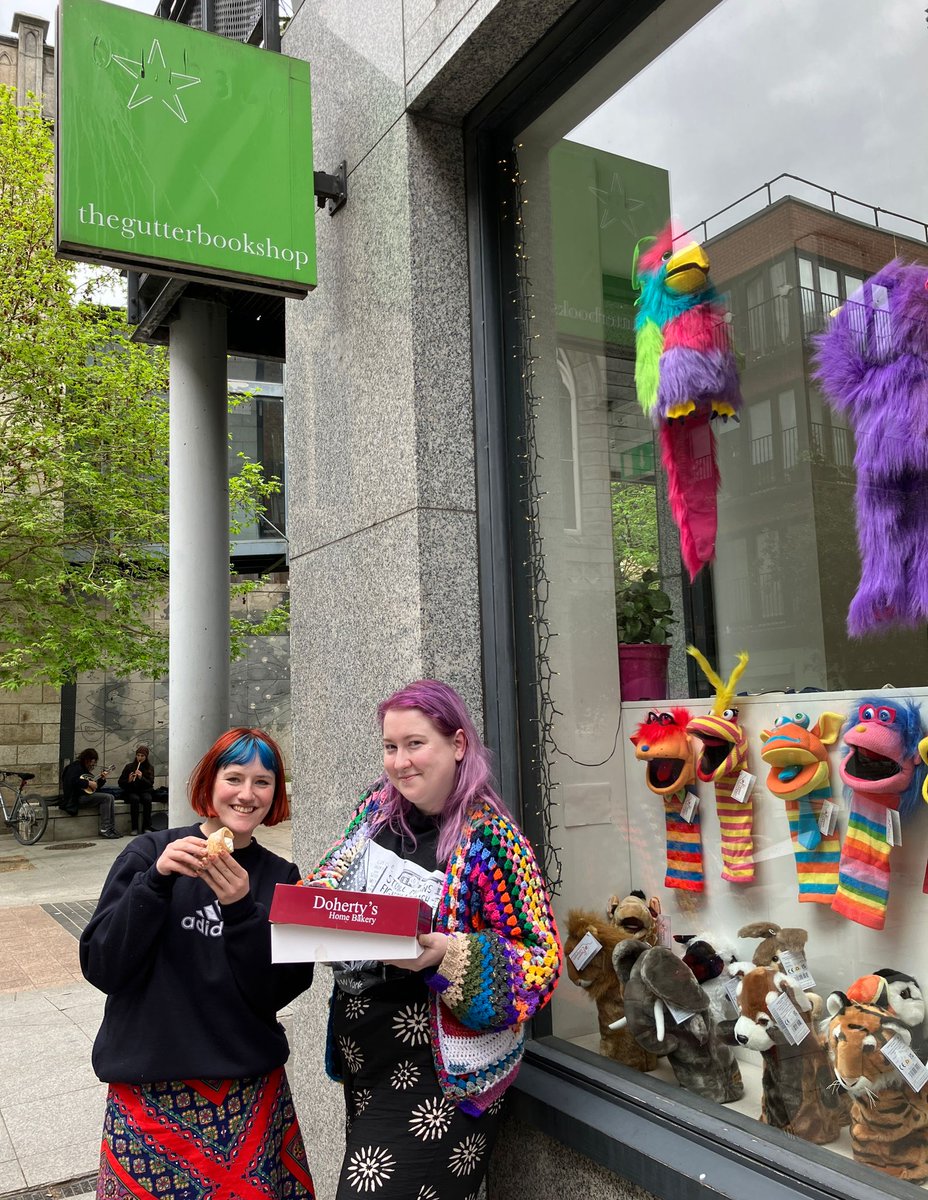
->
[813,259,928,637]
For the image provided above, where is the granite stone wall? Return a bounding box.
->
[280,0,625,1195]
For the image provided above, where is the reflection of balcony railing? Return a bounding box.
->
[740,423,849,491]
[800,287,841,338]
[741,294,793,358]
[727,571,786,626]
[811,422,852,468]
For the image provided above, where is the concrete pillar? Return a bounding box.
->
[168,299,229,822]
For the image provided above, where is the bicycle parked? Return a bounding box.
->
[0,769,49,845]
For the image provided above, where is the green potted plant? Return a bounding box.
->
[615,569,675,701]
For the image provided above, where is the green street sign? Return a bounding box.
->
[56,0,316,296]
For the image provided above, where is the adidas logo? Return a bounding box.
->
[182,902,224,937]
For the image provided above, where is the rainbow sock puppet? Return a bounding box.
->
[759,711,844,904]
[686,649,754,884]
[832,697,925,930]
[631,709,703,892]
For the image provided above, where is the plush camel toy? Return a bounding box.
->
[564,908,657,1072]
[606,890,661,941]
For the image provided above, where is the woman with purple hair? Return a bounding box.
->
[304,679,561,1200]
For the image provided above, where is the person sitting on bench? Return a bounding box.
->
[118,746,156,834]
[61,749,120,840]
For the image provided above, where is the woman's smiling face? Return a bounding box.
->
[207,754,276,843]
[382,707,465,816]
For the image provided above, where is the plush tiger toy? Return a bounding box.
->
[826,991,928,1182]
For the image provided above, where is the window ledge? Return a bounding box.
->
[512,1038,909,1200]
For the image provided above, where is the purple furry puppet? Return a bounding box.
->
[812,259,928,636]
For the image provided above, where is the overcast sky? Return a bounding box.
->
[1,0,153,42]
[567,0,926,243]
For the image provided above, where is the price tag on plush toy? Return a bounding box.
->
[655,914,672,947]
[568,931,603,972]
[818,800,838,836]
[663,999,696,1025]
[730,771,755,805]
[777,949,815,990]
[723,975,742,1012]
[680,792,699,824]
[885,808,902,847]
[881,1035,928,1093]
[769,991,810,1045]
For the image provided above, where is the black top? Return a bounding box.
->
[117,759,155,793]
[80,823,313,1083]
[61,760,105,806]
[373,804,440,872]
[332,806,441,997]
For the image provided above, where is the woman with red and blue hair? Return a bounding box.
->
[305,679,561,1200]
[80,728,315,1199]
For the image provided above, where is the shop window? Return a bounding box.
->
[505,0,928,1189]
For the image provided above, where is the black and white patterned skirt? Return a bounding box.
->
[331,978,502,1199]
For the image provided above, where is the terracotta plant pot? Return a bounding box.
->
[618,643,670,702]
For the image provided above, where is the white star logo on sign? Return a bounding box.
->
[112,38,200,124]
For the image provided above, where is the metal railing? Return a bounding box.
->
[683,173,928,247]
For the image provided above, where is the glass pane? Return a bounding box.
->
[510,0,928,1187]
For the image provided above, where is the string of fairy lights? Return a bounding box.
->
[506,147,563,894]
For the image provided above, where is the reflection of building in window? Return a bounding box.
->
[699,190,928,689]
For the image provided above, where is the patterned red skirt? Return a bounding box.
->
[96,1067,314,1200]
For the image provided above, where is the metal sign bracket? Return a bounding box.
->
[314,161,348,215]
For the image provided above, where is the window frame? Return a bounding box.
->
[464,2,912,1198]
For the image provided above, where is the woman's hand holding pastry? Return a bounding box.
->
[200,854,250,904]
[155,836,207,877]
[383,932,448,972]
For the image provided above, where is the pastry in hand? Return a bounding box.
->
[204,826,234,860]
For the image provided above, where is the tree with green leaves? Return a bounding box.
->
[0,86,282,688]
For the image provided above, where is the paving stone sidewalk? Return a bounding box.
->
[0,823,294,1199]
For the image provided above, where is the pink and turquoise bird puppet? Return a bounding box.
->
[633,226,743,580]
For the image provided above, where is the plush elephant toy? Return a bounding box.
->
[612,939,743,1104]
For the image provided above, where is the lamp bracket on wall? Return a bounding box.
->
[314,161,348,215]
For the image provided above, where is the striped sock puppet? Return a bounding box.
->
[631,708,703,892]
[686,648,754,884]
[832,697,925,930]
[759,711,844,904]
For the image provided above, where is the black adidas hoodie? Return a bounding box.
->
[80,823,313,1083]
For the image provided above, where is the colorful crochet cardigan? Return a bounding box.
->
[303,789,562,1115]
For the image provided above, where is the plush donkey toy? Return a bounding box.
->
[630,708,702,892]
[736,922,812,983]
[613,939,743,1104]
[686,648,754,883]
[759,710,844,904]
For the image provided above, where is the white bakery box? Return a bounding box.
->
[269,884,433,963]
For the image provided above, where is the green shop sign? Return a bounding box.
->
[56,0,316,296]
